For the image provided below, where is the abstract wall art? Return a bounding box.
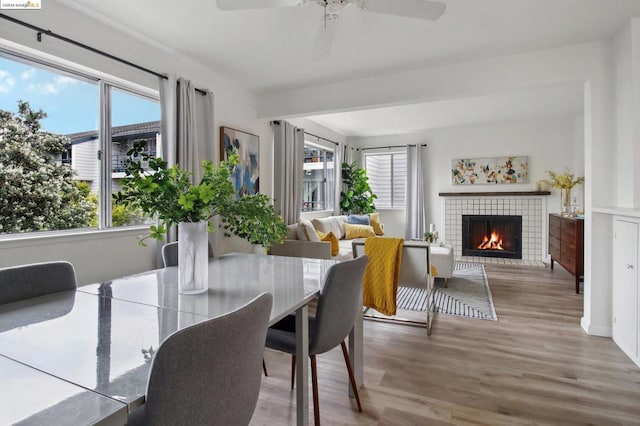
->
[451,156,528,185]
[220,126,259,197]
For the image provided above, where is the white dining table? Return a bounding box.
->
[0,354,127,425]
[0,253,343,426]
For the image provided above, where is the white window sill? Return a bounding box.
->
[0,226,150,249]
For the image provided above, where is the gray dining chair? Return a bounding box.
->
[161,241,214,267]
[266,255,369,426]
[0,261,77,305]
[162,240,271,376]
[126,292,272,426]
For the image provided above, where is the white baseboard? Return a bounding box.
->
[581,316,612,337]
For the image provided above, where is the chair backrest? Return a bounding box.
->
[161,241,214,267]
[311,255,368,355]
[136,292,272,425]
[0,261,77,305]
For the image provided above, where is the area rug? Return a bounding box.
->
[397,262,498,321]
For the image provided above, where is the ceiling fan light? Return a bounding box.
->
[326,4,342,14]
[323,12,340,21]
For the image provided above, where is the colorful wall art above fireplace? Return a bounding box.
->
[451,156,528,185]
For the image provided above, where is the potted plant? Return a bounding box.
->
[546,168,584,216]
[114,141,287,293]
[424,231,437,244]
[340,162,377,214]
[219,192,290,253]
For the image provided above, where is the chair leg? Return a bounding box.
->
[263,359,268,376]
[291,355,296,390]
[310,355,320,426]
[340,341,362,412]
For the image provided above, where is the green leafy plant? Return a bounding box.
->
[113,142,287,249]
[424,232,436,243]
[546,168,585,189]
[340,162,377,214]
[220,194,288,249]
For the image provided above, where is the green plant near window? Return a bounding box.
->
[339,162,377,214]
[113,141,287,249]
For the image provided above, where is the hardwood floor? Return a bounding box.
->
[251,264,640,425]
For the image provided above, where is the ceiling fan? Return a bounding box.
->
[216,0,447,22]
[216,0,447,57]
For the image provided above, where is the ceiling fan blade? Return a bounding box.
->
[363,0,446,21]
[216,0,300,11]
[312,18,338,60]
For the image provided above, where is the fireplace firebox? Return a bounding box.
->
[462,215,522,259]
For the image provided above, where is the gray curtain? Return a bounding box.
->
[333,143,342,215]
[160,75,215,180]
[342,144,354,165]
[273,121,304,224]
[159,75,215,244]
[405,145,426,240]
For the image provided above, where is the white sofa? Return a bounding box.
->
[269,215,455,282]
[269,215,370,261]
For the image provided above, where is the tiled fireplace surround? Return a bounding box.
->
[442,194,548,264]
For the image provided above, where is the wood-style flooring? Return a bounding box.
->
[251,264,640,425]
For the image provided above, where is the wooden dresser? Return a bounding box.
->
[548,213,584,293]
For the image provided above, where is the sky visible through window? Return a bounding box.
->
[0,56,160,135]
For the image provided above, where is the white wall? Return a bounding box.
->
[0,4,262,281]
[613,18,640,209]
[573,114,586,210]
[351,118,578,243]
[0,229,155,285]
[288,117,347,147]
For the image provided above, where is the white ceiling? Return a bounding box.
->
[62,0,640,136]
[307,84,585,137]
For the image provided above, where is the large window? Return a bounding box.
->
[0,51,159,235]
[302,142,334,212]
[364,151,407,208]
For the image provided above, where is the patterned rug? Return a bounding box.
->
[397,263,498,321]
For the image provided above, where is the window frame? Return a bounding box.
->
[0,44,160,239]
[363,149,407,209]
[302,140,335,213]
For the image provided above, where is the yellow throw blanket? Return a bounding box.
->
[363,237,404,316]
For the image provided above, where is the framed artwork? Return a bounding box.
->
[451,156,528,185]
[220,126,260,197]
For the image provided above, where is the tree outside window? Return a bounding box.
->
[0,52,159,235]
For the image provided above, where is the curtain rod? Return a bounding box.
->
[360,143,427,151]
[303,131,338,146]
[0,13,207,95]
[269,122,339,145]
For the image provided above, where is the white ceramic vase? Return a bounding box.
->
[252,244,267,255]
[178,220,208,294]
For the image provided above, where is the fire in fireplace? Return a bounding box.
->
[478,231,504,250]
[462,215,522,259]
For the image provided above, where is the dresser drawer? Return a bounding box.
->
[549,214,561,237]
[561,258,577,275]
[548,213,583,293]
[562,220,577,243]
